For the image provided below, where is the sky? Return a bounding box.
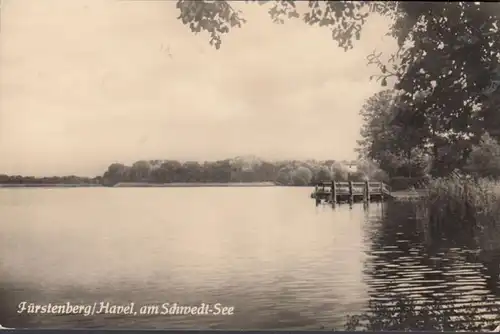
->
[0,0,397,176]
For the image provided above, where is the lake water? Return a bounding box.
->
[1,187,500,330]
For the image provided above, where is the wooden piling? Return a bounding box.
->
[380,182,384,202]
[348,181,354,204]
[364,180,370,204]
[331,181,337,206]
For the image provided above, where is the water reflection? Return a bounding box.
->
[0,188,369,329]
[2,189,500,330]
[359,201,500,331]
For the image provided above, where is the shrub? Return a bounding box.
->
[390,175,430,191]
[291,166,313,186]
[311,166,332,183]
[356,160,389,181]
[464,133,500,178]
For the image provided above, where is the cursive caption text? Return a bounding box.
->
[17,301,235,316]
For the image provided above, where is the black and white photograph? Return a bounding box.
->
[3,0,500,331]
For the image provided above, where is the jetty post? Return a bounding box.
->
[331,180,337,206]
[348,181,354,205]
[364,180,370,204]
[380,182,384,202]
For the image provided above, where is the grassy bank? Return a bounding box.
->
[412,174,500,250]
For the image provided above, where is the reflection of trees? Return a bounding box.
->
[344,295,500,331]
[354,202,500,331]
[477,250,500,297]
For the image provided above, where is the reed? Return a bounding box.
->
[415,173,500,250]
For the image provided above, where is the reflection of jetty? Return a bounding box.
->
[311,181,392,205]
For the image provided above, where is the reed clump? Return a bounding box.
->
[417,173,500,249]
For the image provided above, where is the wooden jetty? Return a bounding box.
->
[311,181,393,205]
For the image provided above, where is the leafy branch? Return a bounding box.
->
[367,51,400,87]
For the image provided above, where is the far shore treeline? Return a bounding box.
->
[0,157,393,188]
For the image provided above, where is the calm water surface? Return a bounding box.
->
[1,187,500,329]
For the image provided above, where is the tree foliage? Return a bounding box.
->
[464,133,500,179]
[0,157,389,186]
[177,1,500,99]
[0,174,102,185]
[98,157,387,186]
[357,89,430,178]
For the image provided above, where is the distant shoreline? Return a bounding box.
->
[0,184,102,188]
[0,157,362,188]
[0,182,280,188]
[113,182,278,187]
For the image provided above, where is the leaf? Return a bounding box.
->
[381,78,388,87]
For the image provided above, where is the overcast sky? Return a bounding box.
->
[0,0,397,176]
